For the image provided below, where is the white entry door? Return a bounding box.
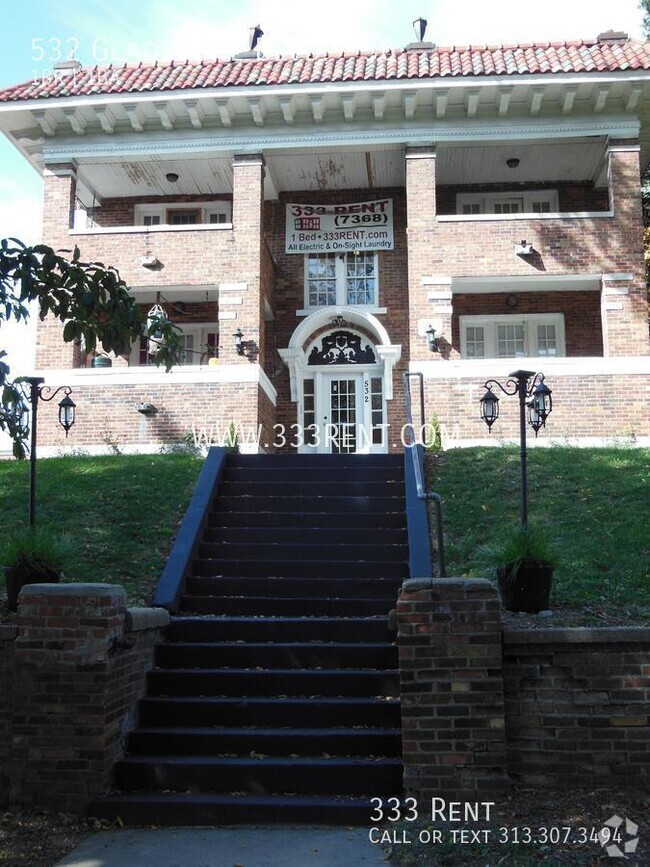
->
[325,374,362,454]
[300,370,386,454]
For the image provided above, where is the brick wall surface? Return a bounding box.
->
[33,146,650,449]
[397,579,509,800]
[503,629,650,787]
[3,585,167,812]
[423,371,650,443]
[0,625,17,804]
[398,584,649,799]
[32,378,267,450]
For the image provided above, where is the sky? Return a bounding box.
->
[0,0,646,379]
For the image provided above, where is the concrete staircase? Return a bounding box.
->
[90,453,407,824]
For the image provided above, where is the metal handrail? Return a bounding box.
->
[403,371,446,577]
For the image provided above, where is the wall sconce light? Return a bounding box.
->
[165,172,179,183]
[233,328,245,355]
[515,240,534,257]
[506,158,520,169]
[136,402,158,416]
[426,324,441,353]
[140,254,161,269]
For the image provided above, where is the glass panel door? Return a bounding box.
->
[328,377,358,454]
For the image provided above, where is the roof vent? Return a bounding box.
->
[596,30,629,43]
[405,17,436,50]
[234,24,264,60]
[53,59,82,74]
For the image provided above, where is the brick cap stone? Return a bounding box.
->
[18,582,127,600]
[0,624,17,640]
[401,578,434,592]
[504,626,650,645]
[126,607,170,632]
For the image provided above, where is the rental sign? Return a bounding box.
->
[285,199,394,254]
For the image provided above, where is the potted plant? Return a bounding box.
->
[2,529,71,612]
[480,524,556,613]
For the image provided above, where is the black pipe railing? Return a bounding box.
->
[402,371,446,577]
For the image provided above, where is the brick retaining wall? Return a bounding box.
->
[397,580,649,800]
[503,627,650,787]
[0,584,168,811]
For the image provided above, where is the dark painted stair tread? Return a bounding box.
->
[156,641,397,669]
[210,510,406,529]
[213,496,404,514]
[204,526,408,544]
[228,453,403,467]
[218,480,404,497]
[168,616,393,642]
[193,558,407,579]
[223,466,404,483]
[127,726,401,756]
[198,541,407,561]
[185,576,401,599]
[138,695,401,727]
[88,792,391,825]
[180,595,395,616]
[148,667,400,697]
[115,754,402,795]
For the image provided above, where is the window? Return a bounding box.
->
[459,314,565,359]
[456,190,558,215]
[133,326,219,366]
[135,201,232,227]
[304,252,378,307]
[167,209,200,225]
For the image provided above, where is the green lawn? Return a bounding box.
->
[0,453,202,606]
[1,448,647,616]
[428,446,649,613]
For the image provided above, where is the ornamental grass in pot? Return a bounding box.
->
[2,528,71,611]
[480,524,556,614]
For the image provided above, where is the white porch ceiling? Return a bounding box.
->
[75,136,609,206]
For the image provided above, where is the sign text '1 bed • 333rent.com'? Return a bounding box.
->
[285,199,394,253]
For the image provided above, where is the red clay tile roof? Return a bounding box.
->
[1,40,649,102]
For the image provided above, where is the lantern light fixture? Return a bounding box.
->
[233,328,245,355]
[478,369,553,528]
[425,324,442,353]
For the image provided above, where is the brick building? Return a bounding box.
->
[1,31,650,453]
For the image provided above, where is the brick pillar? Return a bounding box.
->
[405,147,453,362]
[602,145,650,357]
[229,154,265,366]
[8,584,167,811]
[36,162,79,370]
[398,578,508,801]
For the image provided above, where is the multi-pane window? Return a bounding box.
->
[464,326,485,358]
[536,324,558,356]
[496,323,526,357]
[167,209,200,225]
[459,314,565,359]
[305,252,378,307]
[456,190,558,215]
[135,202,232,226]
[134,327,218,366]
[370,376,384,445]
[307,255,337,306]
[346,252,377,305]
[303,379,316,445]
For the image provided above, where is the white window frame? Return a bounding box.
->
[134,201,232,227]
[303,252,379,309]
[459,313,566,359]
[130,323,219,366]
[456,190,559,215]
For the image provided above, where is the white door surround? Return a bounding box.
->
[279,307,401,454]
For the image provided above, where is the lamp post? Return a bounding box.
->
[479,369,552,528]
[21,377,76,528]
